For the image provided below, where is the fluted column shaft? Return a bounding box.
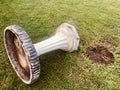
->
[34,33,68,56]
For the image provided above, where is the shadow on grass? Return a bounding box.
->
[29,50,69,88]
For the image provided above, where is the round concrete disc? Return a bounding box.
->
[4,25,40,84]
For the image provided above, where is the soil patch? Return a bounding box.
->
[85,46,114,65]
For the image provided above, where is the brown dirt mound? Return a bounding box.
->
[85,46,114,65]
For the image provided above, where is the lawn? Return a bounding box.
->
[0,0,120,89]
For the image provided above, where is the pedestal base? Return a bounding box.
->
[34,23,80,56]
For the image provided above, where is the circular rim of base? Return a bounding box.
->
[4,25,40,84]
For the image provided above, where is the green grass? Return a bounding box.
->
[0,0,120,89]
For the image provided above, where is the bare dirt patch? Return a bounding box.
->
[85,46,114,65]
